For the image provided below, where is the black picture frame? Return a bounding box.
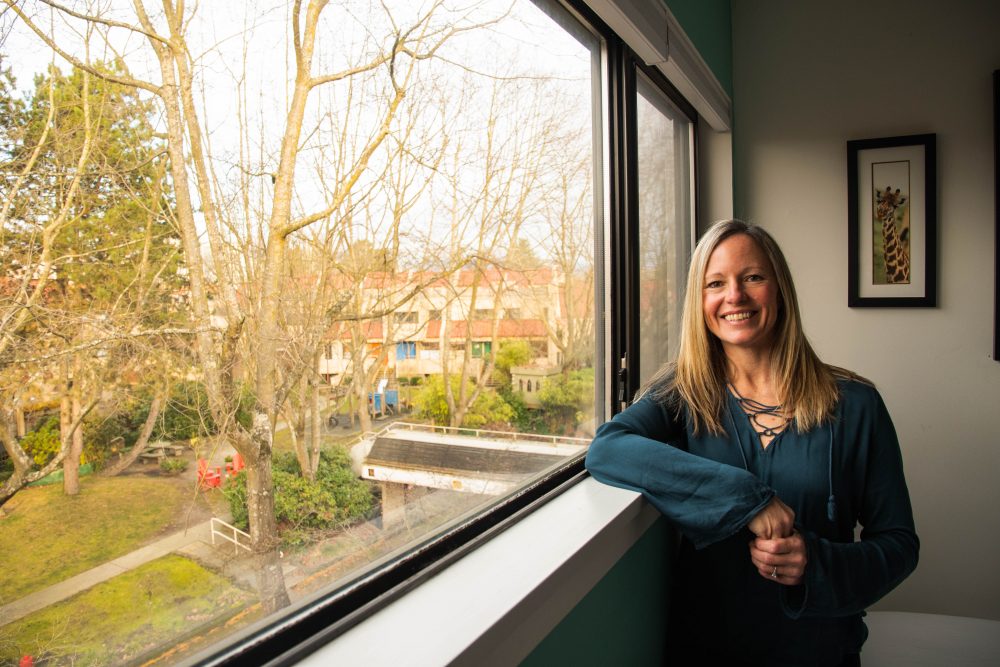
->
[993,71,999,360]
[847,133,937,307]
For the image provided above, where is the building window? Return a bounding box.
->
[394,311,419,324]
[396,342,417,360]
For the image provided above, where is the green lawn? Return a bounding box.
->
[0,554,253,666]
[0,475,200,602]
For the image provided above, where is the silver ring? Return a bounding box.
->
[771,566,778,579]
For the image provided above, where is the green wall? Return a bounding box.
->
[520,518,676,666]
[662,0,733,97]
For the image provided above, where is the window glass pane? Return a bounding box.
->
[636,73,694,386]
[0,0,601,663]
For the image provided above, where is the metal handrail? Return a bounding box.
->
[210,517,252,554]
[378,421,590,446]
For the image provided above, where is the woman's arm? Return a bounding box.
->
[585,395,778,549]
[780,387,919,618]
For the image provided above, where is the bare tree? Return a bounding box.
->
[4,0,505,611]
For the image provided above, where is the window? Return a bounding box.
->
[636,71,696,385]
[0,0,696,664]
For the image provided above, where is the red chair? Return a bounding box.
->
[226,452,245,476]
[198,459,222,488]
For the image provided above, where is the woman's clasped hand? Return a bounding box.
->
[746,496,807,585]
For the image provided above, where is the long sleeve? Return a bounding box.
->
[782,386,919,618]
[585,395,774,549]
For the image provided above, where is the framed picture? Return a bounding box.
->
[847,133,937,307]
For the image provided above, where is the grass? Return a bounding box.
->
[0,554,253,667]
[0,475,202,602]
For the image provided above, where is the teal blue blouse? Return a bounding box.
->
[585,379,919,665]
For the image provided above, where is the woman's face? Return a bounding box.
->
[702,233,780,355]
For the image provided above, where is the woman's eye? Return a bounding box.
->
[745,274,764,282]
[705,280,723,289]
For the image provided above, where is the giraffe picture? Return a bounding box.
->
[847,133,936,307]
[871,160,911,285]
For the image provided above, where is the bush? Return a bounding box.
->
[156,381,255,440]
[83,382,257,469]
[20,416,62,466]
[497,385,544,433]
[413,375,514,428]
[538,367,595,435]
[222,470,249,530]
[222,448,375,546]
[492,340,532,387]
[159,458,188,475]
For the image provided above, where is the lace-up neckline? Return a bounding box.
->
[728,384,791,448]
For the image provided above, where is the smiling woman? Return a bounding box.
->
[587,219,919,666]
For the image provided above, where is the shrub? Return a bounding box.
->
[222,448,374,546]
[20,416,62,466]
[159,458,188,475]
[538,367,595,435]
[221,470,249,530]
[413,375,514,428]
[492,340,532,387]
[497,385,543,433]
[83,382,257,469]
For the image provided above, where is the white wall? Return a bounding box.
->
[732,0,1000,620]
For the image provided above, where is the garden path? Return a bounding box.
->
[0,518,217,627]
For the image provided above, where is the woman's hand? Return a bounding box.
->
[747,496,795,540]
[750,531,808,586]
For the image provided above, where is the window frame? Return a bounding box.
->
[187,1,699,664]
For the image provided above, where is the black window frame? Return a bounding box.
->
[187,2,699,664]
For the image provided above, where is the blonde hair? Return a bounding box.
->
[646,220,848,433]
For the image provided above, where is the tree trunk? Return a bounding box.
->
[247,415,291,612]
[308,365,322,479]
[287,402,311,482]
[101,395,164,476]
[62,383,83,496]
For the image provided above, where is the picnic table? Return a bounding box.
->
[139,441,187,463]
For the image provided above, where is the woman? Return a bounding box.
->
[585,220,918,666]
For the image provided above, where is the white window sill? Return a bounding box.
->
[299,478,658,665]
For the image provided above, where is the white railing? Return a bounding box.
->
[210,517,252,554]
[382,421,591,447]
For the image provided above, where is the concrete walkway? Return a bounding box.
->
[0,519,218,627]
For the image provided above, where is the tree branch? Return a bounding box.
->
[2,1,162,94]
[36,0,170,45]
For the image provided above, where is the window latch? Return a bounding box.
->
[617,355,628,408]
